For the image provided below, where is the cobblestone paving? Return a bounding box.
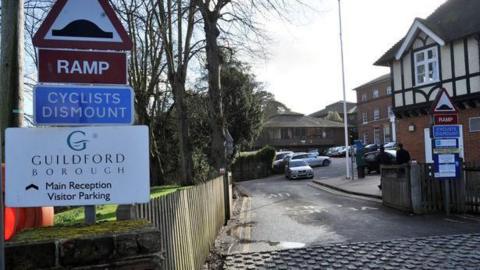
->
[224,234,480,269]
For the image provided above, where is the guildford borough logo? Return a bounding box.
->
[67,130,88,151]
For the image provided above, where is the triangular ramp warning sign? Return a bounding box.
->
[33,0,132,50]
[432,88,458,114]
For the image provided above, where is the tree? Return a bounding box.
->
[196,0,305,170]
[152,0,199,185]
[221,58,263,150]
[255,90,290,119]
[114,0,170,186]
[0,0,25,146]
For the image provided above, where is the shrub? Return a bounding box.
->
[231,146,276,181]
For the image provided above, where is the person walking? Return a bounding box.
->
[376,145,391,189]
[396,143,411,165]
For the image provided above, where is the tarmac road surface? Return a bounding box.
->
[229,158,480,254]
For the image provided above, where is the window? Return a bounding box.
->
[361,94,367,102]
[362,112,368,124]
[469,117,480,132]
[384,124,391,143]
[387,106,393,117]
[373,109,380,121]
[373,89,379,98]
[374,128,381,145]
[363,133,368,145]
[386,86,392,95]
[414,47,439,85]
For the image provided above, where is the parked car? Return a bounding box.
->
[383,142,398,150]
[289,152,331,167]
[272,151,293,172]
[327,146,342,157]
[326,147,338,157]
[364,144,379,153]
[363,150,396,174]
[285,160,314,180]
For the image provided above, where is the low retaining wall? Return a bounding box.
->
[6,226,163,270]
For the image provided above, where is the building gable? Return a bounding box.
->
[395,19,445,61]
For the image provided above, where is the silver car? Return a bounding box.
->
[285,160,314,180]
[290,152,331,167]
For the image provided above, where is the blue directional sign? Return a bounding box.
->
[431,125,462,180]
[432,125,460,138]
[34,85,134,125]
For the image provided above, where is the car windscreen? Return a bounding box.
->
[275,153,285,160]
[289,160,307,167]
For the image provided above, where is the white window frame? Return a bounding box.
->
[387,106,393,117]
[362,112,368,124]
[383,124,391,143]
[373,128,381,145]
[414,47,439,86]
[386,86,392,95]
[372,89,379,98]
[361,94,367,102]
[363,133,368,145]
[469,117,480,132]
[373,109,380,121]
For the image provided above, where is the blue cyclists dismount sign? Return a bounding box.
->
[34,85,134,125]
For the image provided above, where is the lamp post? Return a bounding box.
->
[338,0,351,179]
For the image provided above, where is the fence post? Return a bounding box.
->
[116,204,137,220]
[410,162,423,214]
[459,162,466,213]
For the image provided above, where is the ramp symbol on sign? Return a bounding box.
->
[33,0,132,50]
[52,19,113,38]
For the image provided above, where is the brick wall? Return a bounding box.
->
[356,77,393,145]
[396,107,480,162]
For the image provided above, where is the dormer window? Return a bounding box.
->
[414,47,439,85]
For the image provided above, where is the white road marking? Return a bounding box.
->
[361,206,378,211]
[444,218,466,224]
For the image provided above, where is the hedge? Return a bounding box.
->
[231,146,276,181]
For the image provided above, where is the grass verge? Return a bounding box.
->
[54,185,183,226]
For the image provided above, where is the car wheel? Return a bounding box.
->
[323,160,331,166]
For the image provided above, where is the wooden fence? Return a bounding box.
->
[131,177,226,270]
[381,163,480,214]
[418,163,465,213]
[464,163,480,213]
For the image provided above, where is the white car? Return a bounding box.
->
[285,160,314,180]
[290,152,331,167]
[272,151,294,172]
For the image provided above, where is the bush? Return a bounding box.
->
[231,146,276,181]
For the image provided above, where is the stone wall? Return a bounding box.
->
[6,226,163,270]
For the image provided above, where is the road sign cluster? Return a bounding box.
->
[5,0,150,207]
[430,89,462,180]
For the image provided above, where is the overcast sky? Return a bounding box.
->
[253,0,447,115]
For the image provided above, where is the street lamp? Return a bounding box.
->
[338,0,351,179]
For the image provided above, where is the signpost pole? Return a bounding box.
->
[444,180,450,215]
[0,133,5,270]
[85,206,96,225]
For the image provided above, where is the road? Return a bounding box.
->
[229,158,480,254]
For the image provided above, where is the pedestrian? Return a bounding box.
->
[396,143,411,165]
[376,145,391,189]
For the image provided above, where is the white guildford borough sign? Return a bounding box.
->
[5,126,150,207]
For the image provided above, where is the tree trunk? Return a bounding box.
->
[203,12,226,172]
[172,76,194,185]
[0,0,24,145]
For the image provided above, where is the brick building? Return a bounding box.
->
[254,112,346,152]
[375,0,480,162]
[354,74,394,145]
